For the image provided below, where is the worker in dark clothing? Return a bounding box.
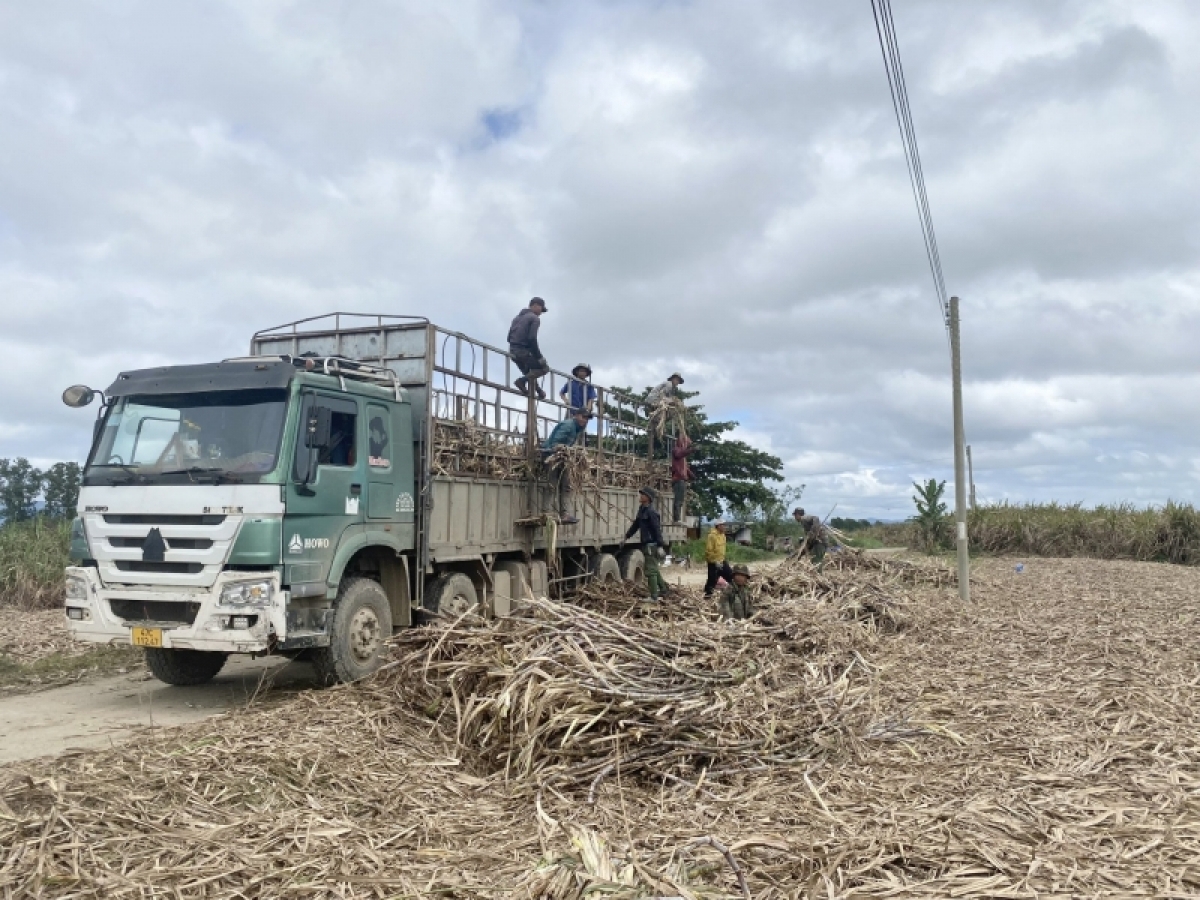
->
[624,487,667,601]
[507,297,549,398]
[541,410,590,525]
[793,507,828,570]
[718,564,754,620]
[670,434,693,523]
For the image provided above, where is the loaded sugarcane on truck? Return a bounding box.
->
[60,314,683,686]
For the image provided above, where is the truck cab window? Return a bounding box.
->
[319,411,357,467]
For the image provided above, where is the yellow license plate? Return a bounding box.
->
[131,627,163,648]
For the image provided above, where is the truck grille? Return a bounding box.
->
[104,514,226,526]
[85,511,244,589]
[109,598,201,626]
[114,561,204,575]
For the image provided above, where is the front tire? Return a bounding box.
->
[311,577,393,686]
[144,648,229,686]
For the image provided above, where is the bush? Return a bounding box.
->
[0,518,71,609]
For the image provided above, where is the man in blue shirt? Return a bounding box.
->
[560,363,597,417]
[541,410,590,525]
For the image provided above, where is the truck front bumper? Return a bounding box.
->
[63,567,289,653]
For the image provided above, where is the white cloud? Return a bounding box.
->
[1,0,1199,515]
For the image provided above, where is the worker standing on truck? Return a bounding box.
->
[541,409,590,525]
[793,507,828,570]
[718,564,755,620]
[560,363,597,416]
[625,487,668,601]
[646,372,684,409]
[508,297,549,398]
[703,521,734,598]
[670,433,693,523]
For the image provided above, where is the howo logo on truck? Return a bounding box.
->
[288,534,331,554]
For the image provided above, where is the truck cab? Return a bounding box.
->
[64,356,415,685]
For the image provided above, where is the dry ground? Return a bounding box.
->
[2,556,1199,898]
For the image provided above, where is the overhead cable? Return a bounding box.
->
[869,0,950,329]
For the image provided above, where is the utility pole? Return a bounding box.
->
[949,296,970,602]
[966,444,976,511]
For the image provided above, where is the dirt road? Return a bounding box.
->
[0,655,318,764]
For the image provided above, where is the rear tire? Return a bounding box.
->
[617,549,645,584]
[144,648,228,686]
[425,572,480,616]
[311,577,393,686]
[590,553,621,585]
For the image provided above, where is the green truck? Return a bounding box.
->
[61,314,683,686]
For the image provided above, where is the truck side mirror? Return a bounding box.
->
[62,385,96,408]
[306,406,332,449]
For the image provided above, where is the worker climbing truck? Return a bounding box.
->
[60,314,685,686]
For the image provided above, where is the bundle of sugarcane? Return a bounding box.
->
[433,419,528,480]
[646,395,688,443]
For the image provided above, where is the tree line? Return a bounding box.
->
[0,459,81,522]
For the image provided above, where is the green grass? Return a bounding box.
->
[0,645,143,690]
[676,538,784,564]
[0,518,71,609]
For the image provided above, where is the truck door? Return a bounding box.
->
[365,403,397,519]
[285,393,365,585]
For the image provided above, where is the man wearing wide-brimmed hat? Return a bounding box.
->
[718,564,754,621]
[645,372,685,409]
[559,362,596,417]
[624,487,667,601]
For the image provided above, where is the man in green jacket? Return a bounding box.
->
[718,564,754,620]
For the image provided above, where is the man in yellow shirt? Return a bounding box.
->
[703,521,734,598]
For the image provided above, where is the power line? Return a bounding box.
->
[869,0,949,328]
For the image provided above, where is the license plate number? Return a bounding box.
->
[131,627,163,648]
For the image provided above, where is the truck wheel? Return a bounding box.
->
[425,572,479,616]
[311,577,393,686]
[144,648,229,686]
[590,553,621,586]
[617,549,645,584]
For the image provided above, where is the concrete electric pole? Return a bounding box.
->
[949,296,970,602]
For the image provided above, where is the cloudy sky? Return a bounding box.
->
[2,0,1197,518]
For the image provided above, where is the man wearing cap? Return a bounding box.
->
[560,363,597,417]
[646,372,685,408]
[703,521,734,598]
[507,297,550,399]
[718,564,754,620]
[624,487,668,601]
[793,507,828,570]
[540,409,590,525]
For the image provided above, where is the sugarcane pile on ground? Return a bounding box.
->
[5,556,1200,897]
[386,594,874,794]
[432,418,528,480]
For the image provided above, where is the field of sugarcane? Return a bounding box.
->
[4,549,1199,897]
[858,501,1200,564]
[0,519,70,610]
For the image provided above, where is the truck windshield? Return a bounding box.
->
[84,389,288,485]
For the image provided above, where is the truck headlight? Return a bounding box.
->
[219,579,273,607]
[65,574,89,601]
